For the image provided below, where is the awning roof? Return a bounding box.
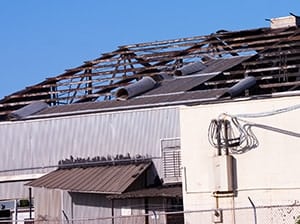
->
[27,162,151,194]
[107,185,182,199]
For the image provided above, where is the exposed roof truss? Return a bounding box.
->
[1,26,300,119]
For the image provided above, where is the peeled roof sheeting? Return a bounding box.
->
[27,162,151,194]
[197,55,254,74]
[144,56,253,95]
[144,74,218,95]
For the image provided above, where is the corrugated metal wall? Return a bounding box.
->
[0,181,30,199]
[34,188,61,222]
[113,198,145,224]
[0,107,180,199]
[71,193,112,224]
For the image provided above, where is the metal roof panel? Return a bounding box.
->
[27,162,151,194]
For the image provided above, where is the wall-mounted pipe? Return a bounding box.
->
[224,76,256,98]
[115,76,156,100]
[174,61,207,76]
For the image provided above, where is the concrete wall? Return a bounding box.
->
[180,96,300,224]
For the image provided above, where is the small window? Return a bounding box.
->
[161,138,181,183]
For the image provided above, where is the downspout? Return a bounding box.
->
[144,198,149,224]
[29,187,33,220]
[111,199,115,224]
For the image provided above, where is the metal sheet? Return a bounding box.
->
[27,162,151,194]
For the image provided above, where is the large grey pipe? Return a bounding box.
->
[116,76,156,100]
[225,76,256,97]
[174,61,207,76]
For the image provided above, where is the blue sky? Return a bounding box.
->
[0,0,299,98]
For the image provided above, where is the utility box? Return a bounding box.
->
[213,155,234,193]
[270,15,300,29]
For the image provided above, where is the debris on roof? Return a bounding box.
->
[1,21,300,120]
[57,154,152,169]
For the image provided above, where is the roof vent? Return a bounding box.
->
[270,15,300,29]
[116,76,156,100]
[223,76,256,98]
[174,61,207,76]
[9,101,49,120]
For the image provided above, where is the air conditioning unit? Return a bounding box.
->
[213,155,234,193]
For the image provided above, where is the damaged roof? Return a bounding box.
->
[1,16,300,120]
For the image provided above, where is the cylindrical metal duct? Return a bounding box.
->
[226,76,256,97]
[116,76,156,100]
[174,61,207,76]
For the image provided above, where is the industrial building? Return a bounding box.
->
[0,15,300,223]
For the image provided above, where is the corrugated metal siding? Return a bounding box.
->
[113,198,168,224]
[34,188,61,222]
[0,107,180,199]
[0,181,30,199]
[71,193,112,224]
[113,198,145,224]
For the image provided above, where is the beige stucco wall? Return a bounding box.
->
[180,96,300,224]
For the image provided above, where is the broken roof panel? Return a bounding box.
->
[27,162,151,194]
[198,55,254,74]
[143,74,219,96]
[144,55,254,96]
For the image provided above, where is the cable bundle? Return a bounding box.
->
[208,116,258,154]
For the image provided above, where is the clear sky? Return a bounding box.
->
[0,0,299,99]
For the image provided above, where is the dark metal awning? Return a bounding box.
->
[107,185,182,199]
[26,162,151,194]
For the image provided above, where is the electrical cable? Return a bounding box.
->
[208,117,258,154]
[209,103,300,154]
[231,103,300,118]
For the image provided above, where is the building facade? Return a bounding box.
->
[180,95,300,224]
